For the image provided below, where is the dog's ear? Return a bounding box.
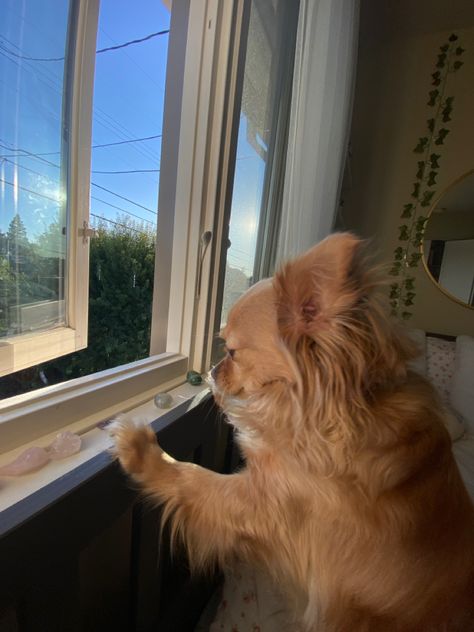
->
[274,233,366,343]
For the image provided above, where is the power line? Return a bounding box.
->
[90,213,152,235]
[0,134,162,159]
[91,183,157,215]
[92,134,162,149]
[0,140,59,168]
[96,29,170,54]
[0,176,60,204]
[0,29,169,62]
[0,32,163,165]
[0,139,158,216]
[90,195,154,224]
[0,36,161,164]
[1,157,58,181]
[2,158,155,225]
[0,42,63,63]
[99,26,165,93]
[92,168,159,174]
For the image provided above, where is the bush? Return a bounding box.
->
[0,217,156,397]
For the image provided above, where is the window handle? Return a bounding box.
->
[79,220,98,244]
[196,230,212,299]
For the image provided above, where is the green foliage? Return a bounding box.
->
[0,215,55,338]
[0,257,15,336]
[0,216,156,396]
[389,34,465,319]
[45,218,156,379]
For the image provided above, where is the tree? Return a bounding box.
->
[6,214,30,272]
[0,217,156,396]
[42,218,156,380]
[33,218,66,302]
[0,215,38,338]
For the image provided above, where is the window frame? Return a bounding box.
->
[0,0,246,454]
[0,0,99,377]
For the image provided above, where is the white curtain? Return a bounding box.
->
[276,0,360,262]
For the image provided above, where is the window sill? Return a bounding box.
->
[0,382,210,537]
[0,352,189,455]
[0,326,84,378]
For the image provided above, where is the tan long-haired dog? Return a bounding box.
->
[112,233,474,631]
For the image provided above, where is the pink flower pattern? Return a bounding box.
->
[426,336,455,402]
[209,562,293,631]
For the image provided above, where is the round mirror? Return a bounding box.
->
[423,170,474,308]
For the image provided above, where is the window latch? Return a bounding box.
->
[196,230,212,299]
[79,220,98,244]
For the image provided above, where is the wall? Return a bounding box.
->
[424,210,474,241]
[343,0,474,336]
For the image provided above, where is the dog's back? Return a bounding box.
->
[238,372,474,631]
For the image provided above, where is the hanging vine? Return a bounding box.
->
[389,34,465,319]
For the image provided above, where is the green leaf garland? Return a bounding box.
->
[389,34,465,319]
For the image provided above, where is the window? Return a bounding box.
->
[0,0,299,455]
[218,0,299,328]
[0,2,71,341]
[0,0,97,377]
[205,0,299,366]
[0,0,169,396]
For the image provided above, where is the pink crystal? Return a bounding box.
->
[0,447,50,476]
[47,431,82,460]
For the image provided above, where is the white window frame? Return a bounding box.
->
[0,0,99,377]
[0,0,246,454]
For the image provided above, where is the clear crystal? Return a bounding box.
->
[48,432,82,460]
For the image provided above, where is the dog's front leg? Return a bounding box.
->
[111,420,254,570]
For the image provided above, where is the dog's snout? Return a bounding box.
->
[210,363,220,381]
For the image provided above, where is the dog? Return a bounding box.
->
[112,233,474,631]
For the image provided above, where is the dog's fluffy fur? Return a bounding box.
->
[113,233,474,631]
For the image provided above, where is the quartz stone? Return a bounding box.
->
[186,370,203,385]
[154,392,173,409]
[0,432,82,477]
[0,447,50,476]
[47,431,82,460]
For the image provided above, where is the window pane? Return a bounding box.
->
[80,0,168,375]
[219,0,299,327]
[0,0,71,338]
[0,0,170,398]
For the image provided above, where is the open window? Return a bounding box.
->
[0,0,98,377]
[0,0,300,457]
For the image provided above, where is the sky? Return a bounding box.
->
[90,0,169,233]
[0,0,265,277]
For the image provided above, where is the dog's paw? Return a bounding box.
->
[109,418,158,475]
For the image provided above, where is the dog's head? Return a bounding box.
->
[211,233,415,442]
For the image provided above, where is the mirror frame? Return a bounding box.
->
[421,168,474,311]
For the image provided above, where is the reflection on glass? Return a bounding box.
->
[0,0,71,337]
[221,116,265,325]
[423,171,474,307]
[219,0,299,327]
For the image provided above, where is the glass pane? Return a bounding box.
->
[0,0,71,338]
[0,0,170,398]
[219,0,299,327]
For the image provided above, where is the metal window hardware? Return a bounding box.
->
[196,230,212,299]
[79,220,98,243]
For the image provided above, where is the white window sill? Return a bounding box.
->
[0,352,189,456]
[0,382,210,522]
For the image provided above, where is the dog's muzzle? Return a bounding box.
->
[210,363,220,381]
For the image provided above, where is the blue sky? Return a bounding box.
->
[0,0,264,277]
[90,0,169,233]
[0,0,70,248]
